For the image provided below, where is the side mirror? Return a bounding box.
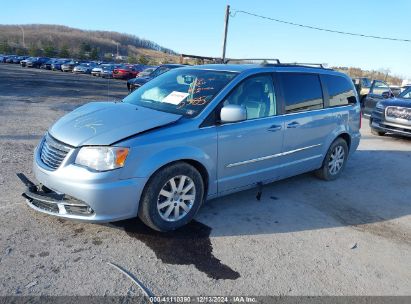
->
[220,104,247,123]
[382,91,392,99]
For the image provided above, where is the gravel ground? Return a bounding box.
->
[0,64,410,297]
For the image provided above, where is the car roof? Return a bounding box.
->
[182,63,345,77]
[160,64,186,68]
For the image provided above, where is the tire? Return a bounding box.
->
[315,138,348,181]
[371,128,385,136]
[138,162,205,231]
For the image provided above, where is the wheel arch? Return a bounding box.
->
[336,132,351,151]
[129,145,216,199]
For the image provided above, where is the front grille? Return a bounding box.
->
[40,134,72,170]
[386,106,411,121]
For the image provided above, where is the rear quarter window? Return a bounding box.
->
[323,74,357,107]
[278,73,324,113]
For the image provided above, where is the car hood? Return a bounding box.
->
[49,102,181,147]
[381,98,411,108]
[129,76,152,85]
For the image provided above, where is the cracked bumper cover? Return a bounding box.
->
[18,147,148,223]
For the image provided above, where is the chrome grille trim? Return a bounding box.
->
[385,106,411,126]
[40,134,72,170]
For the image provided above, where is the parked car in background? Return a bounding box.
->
[362,80,393,115]
[101,64,123,78]
[91,64,112,77]
[138,66,157,77]
[5,55,17,63]
[369,86,411,137]
[40,59,59,70]
[12,56,28,64]
[352,77,372,103]
[390,85,402,97]
[51,59,71,71]
[20,63,361,231]
[26,57,50,68]
[127,64,185,92]
[61,60,79,72]
[20,57,33,67]
[113,64,148,80]
[402,79,411,87]
[73,62,97,74]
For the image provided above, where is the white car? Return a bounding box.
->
[73,63,96,74]
[91,64,112,77]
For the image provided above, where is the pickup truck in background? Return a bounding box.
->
[362,80,394,115]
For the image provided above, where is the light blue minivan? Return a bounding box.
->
[21,63,361,231]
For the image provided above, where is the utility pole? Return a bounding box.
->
[18,25,25,48]
[221,5,230,63]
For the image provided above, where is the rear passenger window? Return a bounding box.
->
[323,75,357,106]
[279,73,324,113]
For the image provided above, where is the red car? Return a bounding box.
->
[113,64,146,80]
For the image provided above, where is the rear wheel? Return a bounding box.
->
[138,162,204,231]
[315,138,348,181]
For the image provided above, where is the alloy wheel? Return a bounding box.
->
[328,145,345,175]
[157,175,196,222]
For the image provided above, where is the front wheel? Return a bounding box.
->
[315,138,348,181]
[371,128,386,136]
[138,162,205,231]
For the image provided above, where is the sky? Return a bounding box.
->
[1,0,410,78]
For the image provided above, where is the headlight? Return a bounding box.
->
[376,103,385,110]
[75,147,129,171]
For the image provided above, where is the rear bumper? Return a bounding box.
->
[23,145,148,223]
[350,132,361,155]
[113,74,130,79]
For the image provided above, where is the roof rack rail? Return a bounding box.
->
[281,62,328,69]
[224,58,281,64]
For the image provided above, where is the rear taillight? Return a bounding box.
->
[359,110,362,129]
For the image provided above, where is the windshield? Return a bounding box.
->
[122,68,237,117]
[399,87,411,99]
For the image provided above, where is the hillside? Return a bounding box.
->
[0,24,179,64]
[333,66,403,86]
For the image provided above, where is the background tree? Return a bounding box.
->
[0,41,11,54]
[59,45,70,58]
[138,55,149,65]
[80,42,92,53]
[90,47,99,60]
[28,44,42,56]
[44,44,56,57]
[103,53,113,61]
[16,48,26,55]
[128,56,138,64]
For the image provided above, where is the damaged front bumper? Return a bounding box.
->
[18,149,148,223]
[18,173,95,217]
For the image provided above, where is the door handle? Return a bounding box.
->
[267,124,282,132]
[287,121,300,128]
